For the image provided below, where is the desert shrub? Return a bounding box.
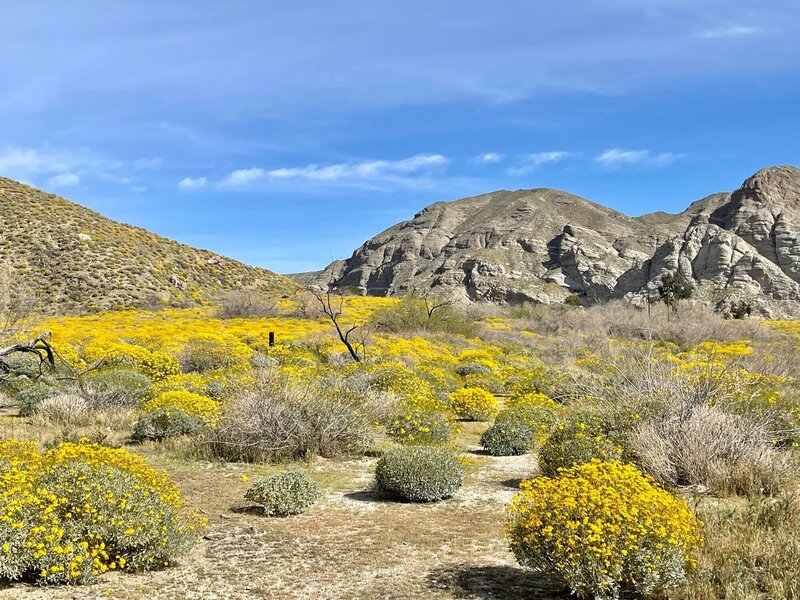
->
[462,373,505,394]
[509,460,702,600]
[143,390,221,423]
[448,387,498,421]
[201,375,375,462]
[35,393,90,427]
[80,368,152,408]
[369,363,435,398]
[131,408,205,442]
[385,409,455,445]
[480,421,535,456]
[180,334,253,373]
[244,471,320,516]
[215,291,280,319]
[455,362,492,377]
[14,380,61,416]
[375,446,464,502]
[138,351,181,382]
[631,404,793,496]
[370,296,478,337]
[539,412,627,477]
[0,440,203,584]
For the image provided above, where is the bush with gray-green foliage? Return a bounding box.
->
[80,368,152,408]
[495,404,558,438]
[384,409,455,445]
[455,362,492,377]
[244,471,320,516]
[480,421,535,456]
[538,416,625,477]
[375,446,464,502]
[14,380,62,416]
[131,408,205,442]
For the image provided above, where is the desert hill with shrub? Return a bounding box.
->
[311,165,800,316]
[0,177,290,313]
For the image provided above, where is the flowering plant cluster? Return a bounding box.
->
[508,460,702,600]
[0,439,203,584]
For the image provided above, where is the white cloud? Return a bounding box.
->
[595,148,683,168]
[177,176,207,190]
[220,168,266,187]
[0,144,153,188]
[507,151,571,176]
[697,25,759,39]
[223,154,448,188]
[477,152,503,163]
[47,172,80,187]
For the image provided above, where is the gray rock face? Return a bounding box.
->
[313,166,800,312]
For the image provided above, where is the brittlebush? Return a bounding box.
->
[0,440,204,585]
[508,460,702,600]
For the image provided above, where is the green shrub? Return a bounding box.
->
[244,471,320,516]
[462,374,506,394]
[370,296,478,337]
[375,446,464,502]
[496,404,558,442]
[131,408,205,442]
[15,381,61,417]
[539,412,627,477]
[448,387,498,421]
[455,362,492,377]
[480,421,535,456]
[385,409,455,445]
[80,368,152,408]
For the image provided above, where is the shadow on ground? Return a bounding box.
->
[427,564,570,599]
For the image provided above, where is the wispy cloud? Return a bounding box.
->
[177,176,207,190]
[220,168,266,187]
[477,152,503,163]
[221,154,448,189]
[595,148,683,168]
[507,151,571,176]
[697,25,760,39]
[48,172,80,187]
[0,144,154,189]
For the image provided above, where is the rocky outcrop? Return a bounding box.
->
[311,166,800,314]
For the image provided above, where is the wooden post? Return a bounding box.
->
[268,331,275,347]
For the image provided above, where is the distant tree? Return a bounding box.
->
[307,281,366,363]
[728,300,753,320]
[657,271,693,319]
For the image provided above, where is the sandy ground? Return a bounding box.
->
[0,426,570,600]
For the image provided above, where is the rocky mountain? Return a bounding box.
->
[311,166,800,315]
[0,177,290,313]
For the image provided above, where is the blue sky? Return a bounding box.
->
[1,1,799,273]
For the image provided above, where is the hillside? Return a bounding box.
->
[310,166,800,315]
[0,177,291,313]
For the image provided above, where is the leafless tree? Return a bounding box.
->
[0,263,39,338]
[306,281,365,362]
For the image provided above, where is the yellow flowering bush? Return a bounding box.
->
[506,391,558,410]
[0,440,203,584]
[448,387,499,421]
[143,390,221,423]
[384,409,456,445]
[180,333,254,372]
[508,460,702,600]
[138,351,182,382]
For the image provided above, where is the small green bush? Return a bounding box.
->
[81,369,152,408]
[131,408,205,442]
[244,471,320,516]
[539,416,625,477]
[15,381,61,417]
[455,362,492,377]
[496,404,558,441]
[480,421,535,456]
[385,409,455,445]
[375,446,464,502]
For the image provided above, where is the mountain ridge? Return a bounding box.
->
[308,165,800,316]
[0,177,291,313]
